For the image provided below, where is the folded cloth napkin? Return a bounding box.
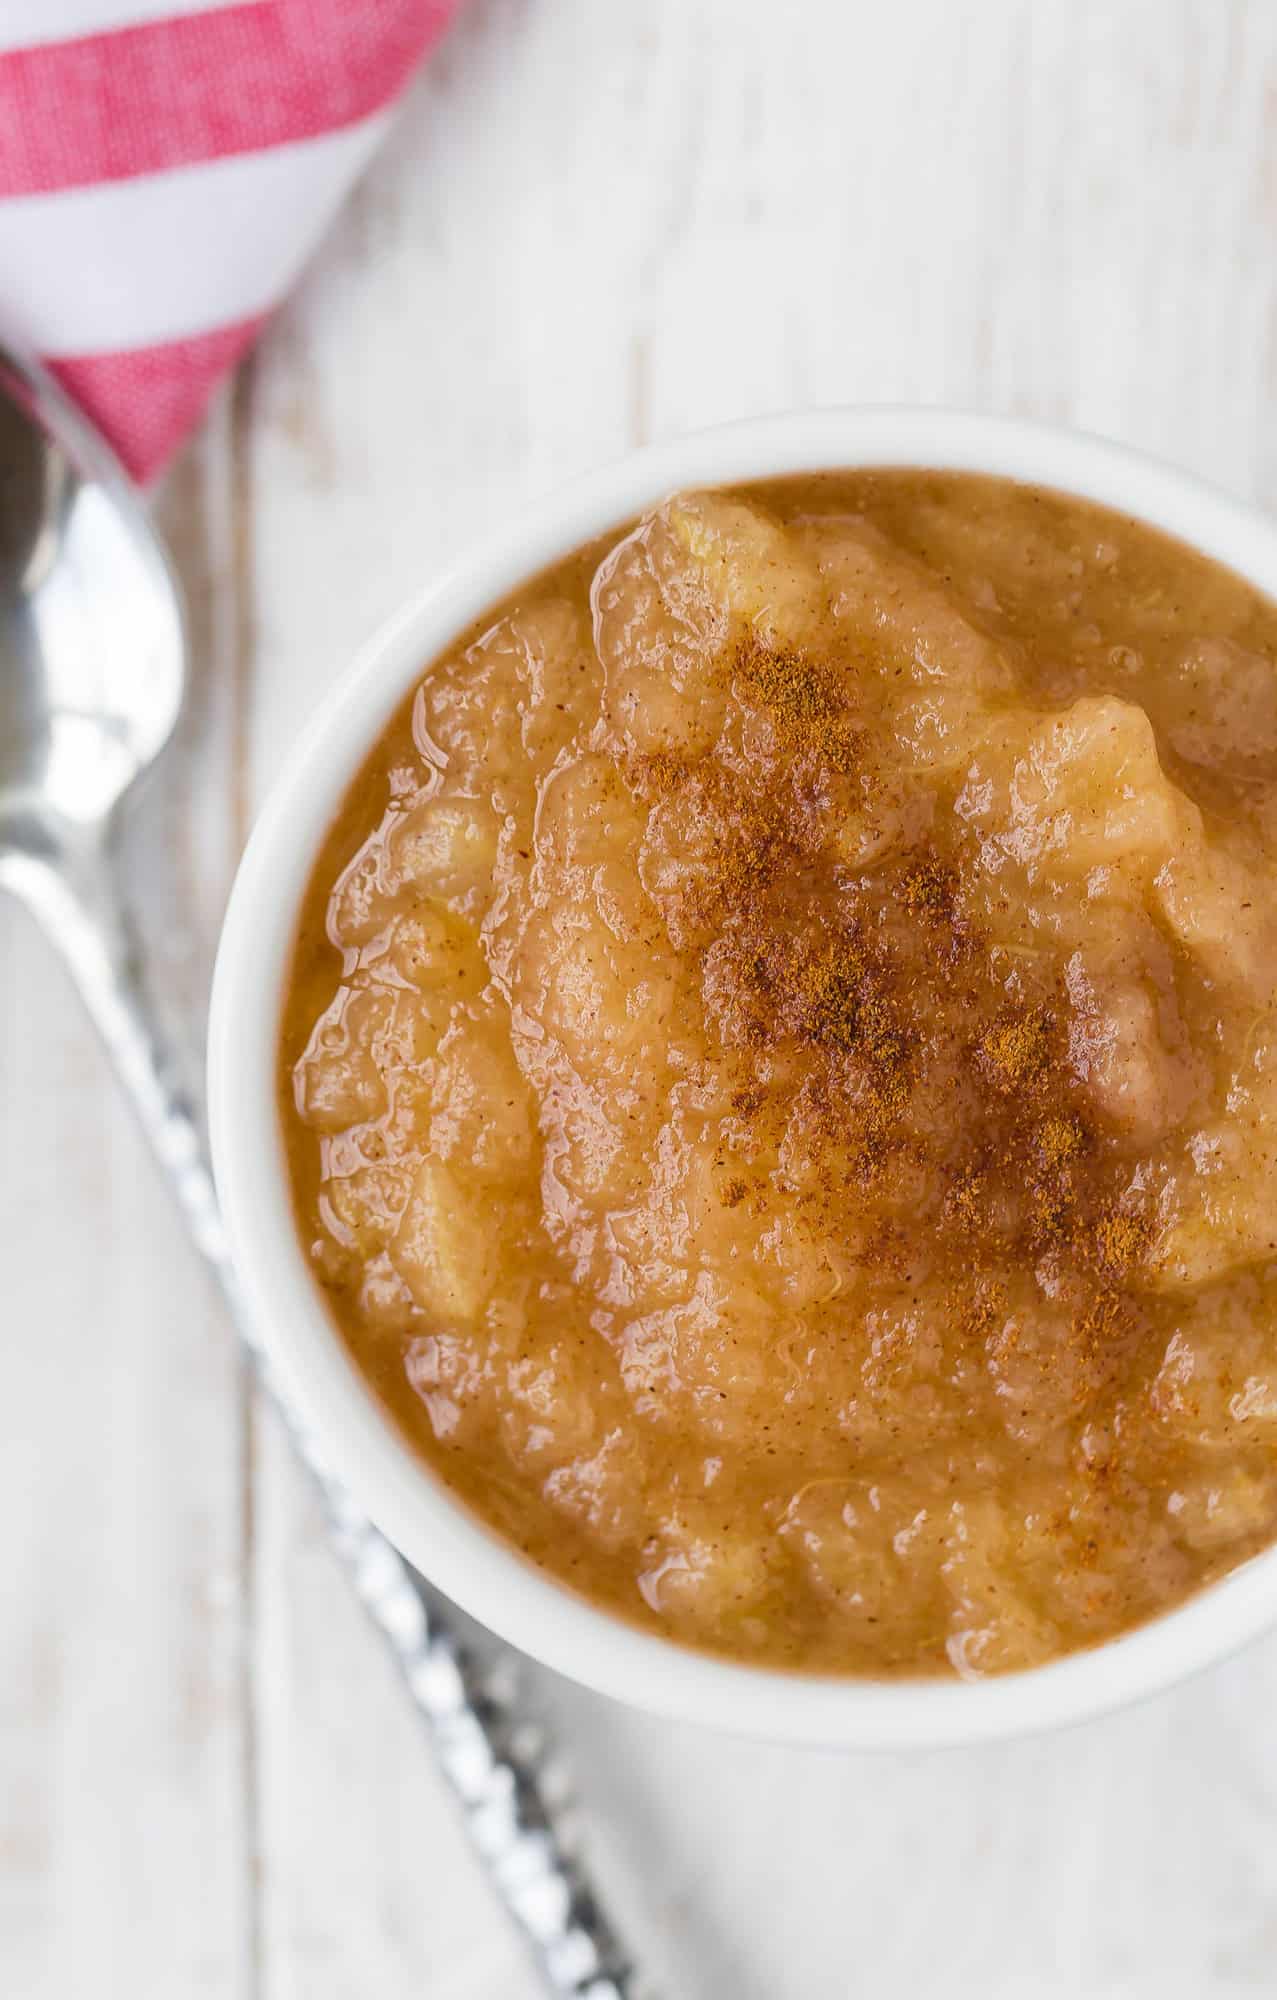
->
[0,0,461,481]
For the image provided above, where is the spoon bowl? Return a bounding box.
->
[0,346,184,857]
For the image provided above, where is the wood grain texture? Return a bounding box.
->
[7,1,1277,1994]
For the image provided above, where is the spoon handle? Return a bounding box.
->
[7,833,652,2000]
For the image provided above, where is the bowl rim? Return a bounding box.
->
[209,405,1277,1748]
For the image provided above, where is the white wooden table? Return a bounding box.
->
[7,3,1277,1993]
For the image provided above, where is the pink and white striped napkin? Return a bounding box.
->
[0,0,461,481]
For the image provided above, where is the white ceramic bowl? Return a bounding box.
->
[210,407,1277,1748]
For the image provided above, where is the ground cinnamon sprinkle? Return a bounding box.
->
[977,1005,1055,1094]
[955,1278,1007,1346]
[1035,1114,1086,1169]
[1073,1286,1132,1360]
[898,856,958,922]
[639,632,1146,1337]
[790,933,869,1052]
[945,1165,987,1230]
[708,787,794,907]
[730,635,865,771]
[628,748,687,798]
[1092,1204,1153,1277]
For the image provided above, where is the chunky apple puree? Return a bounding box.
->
[280,473,1277,1678]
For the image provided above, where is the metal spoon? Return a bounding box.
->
[0,340,647,2000]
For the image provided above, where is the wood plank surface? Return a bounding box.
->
[7,3,1277,1996]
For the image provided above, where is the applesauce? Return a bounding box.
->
[279,472,1277,1679]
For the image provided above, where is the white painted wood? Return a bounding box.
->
[10,2,1277,1995]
